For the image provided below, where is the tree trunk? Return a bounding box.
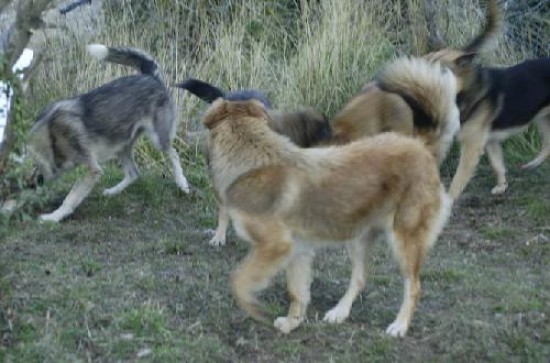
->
[0,0,53,177]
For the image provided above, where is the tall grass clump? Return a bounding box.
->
[24,0,548,169]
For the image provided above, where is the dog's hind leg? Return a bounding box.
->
[231,220,293,323]
[385,228,427,338]
[522,110,550,169]
[150,105,190,193]
[40,160,103,222]
[486,140,508,194]
[103,146,140,196]
[166,146,190,193]
[323,232,377,324]
[274,249,315,334]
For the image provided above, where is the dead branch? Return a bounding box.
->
[59,0,91,15]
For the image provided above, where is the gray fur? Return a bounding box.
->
[28,44,190,222]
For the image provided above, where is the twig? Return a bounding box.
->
[59,0,91,15]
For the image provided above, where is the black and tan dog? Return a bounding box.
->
[424,0,550,197]
[203,99,452,337]
[177,78,331,245]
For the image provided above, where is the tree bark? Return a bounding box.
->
[0,0,54,176]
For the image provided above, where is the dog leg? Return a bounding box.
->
[231,223,293,323]
[166,146,190,193]
[485,140,508,194]
[103,149,140,196]
[385,230,425,338]
[40,162,102,222]
[209,205,230,246]
[323,233,375,324]
[274,250,315,334]
[449,121,490,199]
[522,115,550,169]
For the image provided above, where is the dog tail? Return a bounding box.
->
[376,57,458,132]
[176,78,226,103]
[463,0,502,54]
[87,44,162,80]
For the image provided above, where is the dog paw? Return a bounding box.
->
[490,183,507,195]
[323,305,350,324]
[274,317,301,334]
[204,229,226,246]
[39,213,62,223]
[103,187,122,196]
[385,320,408,337]
[176,180,191,194]
[208,235,226,247]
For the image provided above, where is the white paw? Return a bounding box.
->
[208,234,226,247]
[176,179,191,194]
[103,187,122,196]
[385,320,408,337]
[491,183,507,195]
[323,305,350,324]
[39,213,62,222]
[274,316,301,334]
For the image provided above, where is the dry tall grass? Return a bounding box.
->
[25,0,541,165]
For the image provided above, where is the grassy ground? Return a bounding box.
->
[1,149,549,362]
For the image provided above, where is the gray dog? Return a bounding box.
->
[28,44,190,222]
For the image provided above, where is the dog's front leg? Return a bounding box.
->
[208,205,229,246]
[449,120,490,199]
[40,163,102,222]
[231,219,293,324]
[274,249,315,334]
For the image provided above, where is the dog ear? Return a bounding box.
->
[245,99,268,119]
[455,52,477,68]
[202,99,227,130]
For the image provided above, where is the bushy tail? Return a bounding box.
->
[376,57,458,132]
[87,44,161,80]
[176,78,226,103]
[463,0,502,53]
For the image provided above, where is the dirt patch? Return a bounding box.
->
[1,159,549,361]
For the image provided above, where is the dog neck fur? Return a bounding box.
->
[204,100,302,199]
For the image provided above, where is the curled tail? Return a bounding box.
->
[463,0,502,53]
[87,44,161,80]
[376,57,458,132]
[176,78,225,103]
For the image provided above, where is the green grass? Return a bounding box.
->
[1,156,549,362]
[2,0,549,361]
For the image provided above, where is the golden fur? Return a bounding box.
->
[205,107,330,247]
[331,56,460,165]
[204,99,452,337]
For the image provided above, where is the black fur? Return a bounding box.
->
[177,78,272,108]
[462,58,550,130]
[376,83,436,130]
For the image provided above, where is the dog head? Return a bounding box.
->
[423,0,501,92]
[202,98,269,130]
[423,50,478,92]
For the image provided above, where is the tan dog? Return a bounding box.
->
[331,56,460,166]
[203,99,452,337]
[207,107,330,246]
